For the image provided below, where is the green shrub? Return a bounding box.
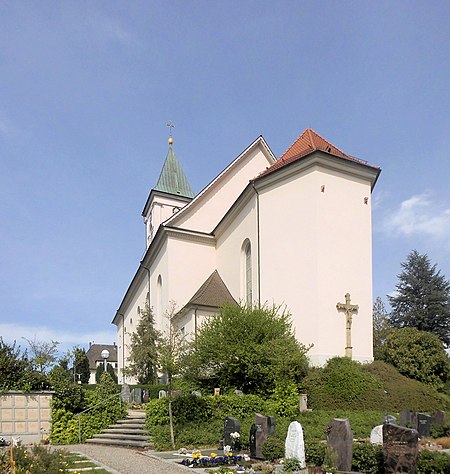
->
[304,357,384,410]
[51,372,126,444]
[304,439,325,466]
[363,361,450,411]
[283,458,303,472]
[268,381,299,419]
[262,436,285,461]
[418,450,450,473]
[351,443,383,474]
[3,446,69,474]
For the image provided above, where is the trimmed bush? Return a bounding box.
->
[262,436,285,461]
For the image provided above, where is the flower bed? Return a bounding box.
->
[179,450,251,468]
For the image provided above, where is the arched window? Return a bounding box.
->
[156,275,163,322]
[242,240,252,305]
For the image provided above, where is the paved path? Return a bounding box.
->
[64,445,191,474]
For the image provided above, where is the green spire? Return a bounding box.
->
[153,141,195,198]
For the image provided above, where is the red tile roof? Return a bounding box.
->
[256,128,378,179]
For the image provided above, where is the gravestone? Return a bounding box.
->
[383,423,418,473]
[299,394,309,412]
[370,425,383,445]
[158,390,167,399]
[432,411,446,428]
[234,389,244,396]
[326,418,353,472]
[132,387,142,403]
[249,423,263,458]
[250,414,274,459]
[191,391,202,397]
[383,413,397,425]
[285,421,305,467]
[224,416,241,451]
[120,384,131,403]
[169,390,182,398]
[416,413,432,438]
[214,388,221,396]
[399,410,414,428]
[142,389,149,403]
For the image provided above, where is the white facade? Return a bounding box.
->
[113,129,380,383]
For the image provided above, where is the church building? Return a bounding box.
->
[112,128,380,383]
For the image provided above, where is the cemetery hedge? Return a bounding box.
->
[303,358,450,411]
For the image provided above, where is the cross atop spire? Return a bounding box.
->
[167,121,175,144]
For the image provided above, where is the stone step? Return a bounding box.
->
[109,423,147,430]
[86,438,152,448]
[117,418,146,424]
[95,433,150,441]
[103,427,149,435]
[127,410,146,418]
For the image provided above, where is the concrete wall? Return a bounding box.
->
[0,391,53,443]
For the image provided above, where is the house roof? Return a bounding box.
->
[186,270,237,308]
[86,343,118,370]
[257,128,379,179]
[153,142,195,198]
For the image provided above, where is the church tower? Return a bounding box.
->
[142,136,195,247]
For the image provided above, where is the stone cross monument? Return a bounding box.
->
[336,293,359,358]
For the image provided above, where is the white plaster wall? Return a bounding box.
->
[175,307,217,341]
[258,163,374,365]
[170,146,271,233]
[216,194,258,303]
[165,236,216,330]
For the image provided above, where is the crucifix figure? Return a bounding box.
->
[336,293,359,358]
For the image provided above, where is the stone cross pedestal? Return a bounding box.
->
[336,293,359,358]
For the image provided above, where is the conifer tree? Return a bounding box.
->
[388,250,450,346]
[123,304,159,384]
[73,347,90,384]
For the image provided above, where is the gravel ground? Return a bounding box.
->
[64,445,191,474]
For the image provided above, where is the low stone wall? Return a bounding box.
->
[0,391,53,443]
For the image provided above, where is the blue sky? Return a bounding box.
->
[1,1,449,354]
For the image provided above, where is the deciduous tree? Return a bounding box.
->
[372,296,393,360]
[383,327,450,389]
[183,304,310,394]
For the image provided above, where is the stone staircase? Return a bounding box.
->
[86,410,152,448]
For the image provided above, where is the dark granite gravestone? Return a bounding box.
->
[249,424,262,458]
[383,423,418,474]
[250,414,274,459]
[326,418,353,472]
[432,411,446,428]
[416,413,432,438]
[399,411,414,428]
[224,416,241,452]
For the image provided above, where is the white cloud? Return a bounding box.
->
[383,192,450,239]
[0,323,116,350]
[86,13,139,48]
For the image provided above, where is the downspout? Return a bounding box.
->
[194,306,198,343]
[140,263,152,309]
[251,182,261,307]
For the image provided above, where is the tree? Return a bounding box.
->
[23,337,59,374]
[388,250,450,346]
[0,338,29,392]
[372,297,393,360]
[157,302,188,448]
[383,327,450,389]
[122,304,159,384]
[73,348,90,384]
[183,303,310,395]
[95,362,118,384]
